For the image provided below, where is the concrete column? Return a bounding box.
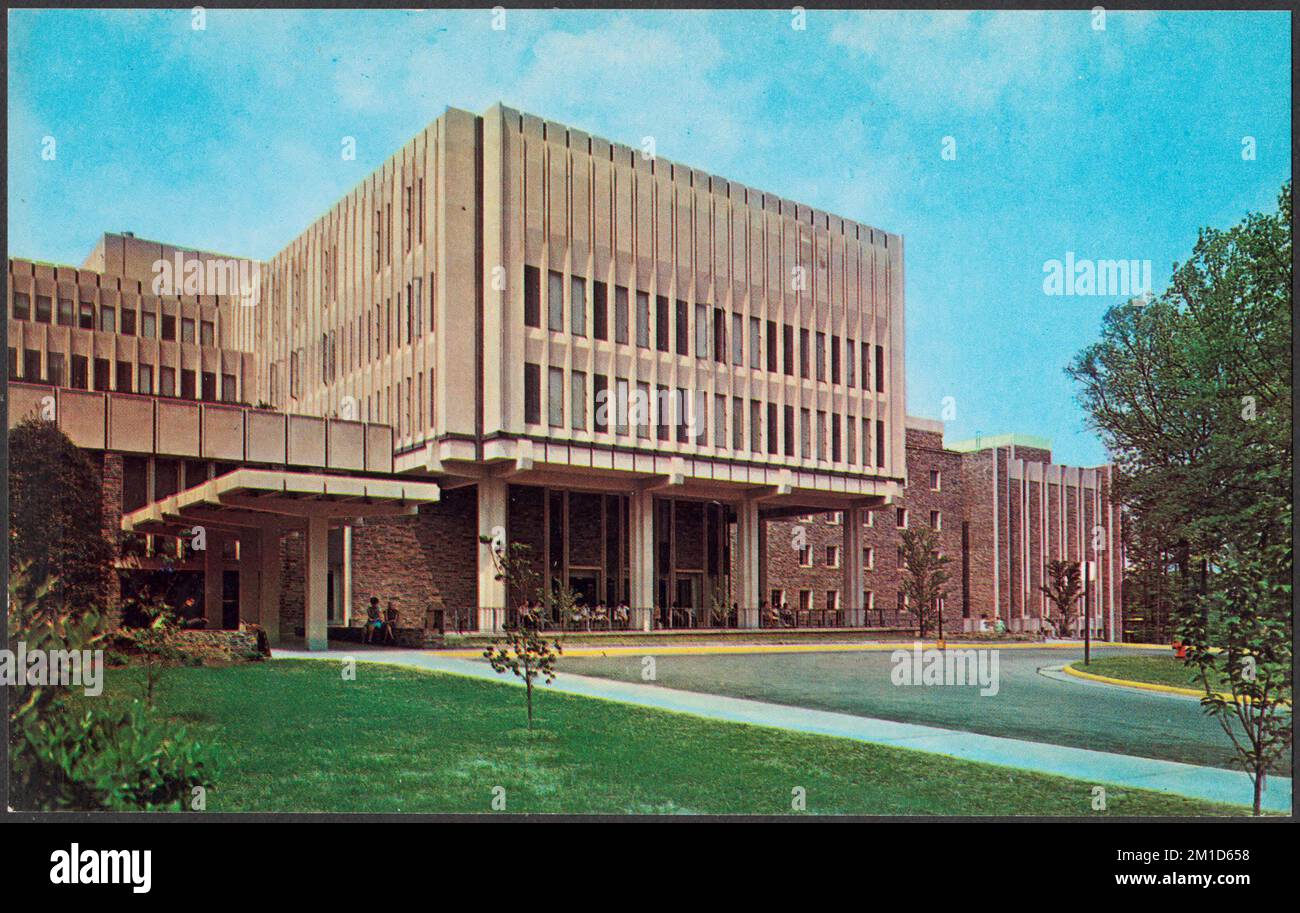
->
[260,527,282,645]
[203,529,226,630]
[757,521,769,617]
[734,498,760,628]
[237,528,262,628]
[628,489,654,631]
[477,478,508,633]
[304,516,329,651]
[843,506,864,626]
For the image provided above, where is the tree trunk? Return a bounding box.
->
[526,678,533,730]
[1253,766,1264,817]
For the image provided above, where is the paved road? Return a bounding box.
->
[555,645,1284,772]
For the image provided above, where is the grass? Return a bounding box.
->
[1073,654,1227,692]
[81,658,1257,815]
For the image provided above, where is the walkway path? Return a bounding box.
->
[274,647,1290,813]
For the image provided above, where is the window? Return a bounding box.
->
[816,410,827,460]
[137,364,153,395]
[79,302,94,330]
[593,281,608,340]
[832,415,842,462]
[749,317,761,369]
[635,292,650,347]
[800,408,811,458]
[896,508,908,528]
[713,393,726,448]
[615,379,629,435]
[875,344,886,392]
[547,367,565,428]
[593,374,609,433]
[826,545,840,568]
[654,385,667,440]
[799,590,812,613]
[695,303,708,356]
[115,362,133,393]
[12,292,29,320]
[614,286,629,344]
[93,358,111,391]
[783,405,795,457]
[749,400,761,453]
[826,591,839,614]
[99,306,116,333]
[815,332,826,381]
[930,510,941,530]
[676,387,690,443]
[695,390,708,445]
[847,417,857,464]
[57,298,74,326]
[865,590,874,614]
[877,420,886,468]
[655,296,669,352]
[861,342,871,391]
[766,402,778,455]
[159,366,175,397]
[524,363,542,424]
[828,512,841,525]
[846,339,855,386]
[930,469,941,491]
[162,313,176,341]
[732,397,743,450]
[865,508,874,528]
[35,296,52,323]
[70,355,88,389]
[200,320,215,347]
[121,308,136,336]
[222,374,237,402]
[201,371,217,401]
[675,300,689,355]
[771,589,785,609]
[522,266,541,327]
[713,308,726,363]
[831,335,841,384]
[547,271,564,331]
[864,547,874,570]
[181,317,195,343]
[46,353,65,386]
[571,371,587,430]
[766,320,778,372]
[798,546,813,568]
[731,313,743,365]
[571,277,587,336]
[21,349,39,381]
[799,328,810,378]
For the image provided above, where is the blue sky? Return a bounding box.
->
[7,9,1290,465]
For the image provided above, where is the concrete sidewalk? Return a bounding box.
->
[275,647,1291,813]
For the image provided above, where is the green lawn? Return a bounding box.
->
[93,659,1254,815]
[1073,654,1227,691]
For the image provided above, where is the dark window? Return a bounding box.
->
[875,344,886,392]
[201,372,217,401]
[547,270,564,331]
[57,299,74,326]
[783,405,795,456]
[799,329,810,379]
[655,296,669,352]
[657,385,670,441]
[593,374,609,433]
[12,293,30,320]
[831,335,841,384]
[712,308,726,363]
[222,374,237,402]
[783,324,794,376]
[832,415,842,462]
[862,342,871,391]
[201,320,215,347]
[675,300,689,355]
[676,387,689,443]
[23,349,41,381]
[614,286,629,344]
[47,352,65,386]
[93,358,111,392]
[79,302,94,330]
[122,456,150,513]
[592,281,608,340]
[35,296,52,324]
[766,320,778,372]
[876,418,886,468]
[115,362,133,393]
[162,314,177,341]
[181,369,197,399]
[766,402,778,455]
[7,347,17,380]
[523,362,541,424]
[121,308,136,336]
[70,355,88,389]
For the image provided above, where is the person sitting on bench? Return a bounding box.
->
[363,597,383,643]
[383,601,399,644]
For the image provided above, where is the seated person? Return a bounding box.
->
[383,602,399,644]
[614,601,631,628]
[362,596,383,643]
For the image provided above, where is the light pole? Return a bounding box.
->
[1083,559,1091,666]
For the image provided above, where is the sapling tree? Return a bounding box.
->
[899,526,950,639]
[1040,559,1082,637]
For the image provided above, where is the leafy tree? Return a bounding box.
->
[899,526,950,639]
[7,567,216,810]
[1068,181,1292,814]
[8,417,116,610]
[1039,559,1082,636]
[478,535,564,728]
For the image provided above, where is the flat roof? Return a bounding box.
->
[946,432,1053,453]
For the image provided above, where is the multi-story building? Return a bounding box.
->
[766,422,1122,638]
[8,103,916,646]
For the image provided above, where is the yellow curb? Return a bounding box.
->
[1062,663,1291,707]
[434,640,1170,659]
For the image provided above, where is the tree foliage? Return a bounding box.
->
[899,525,950,638]
[1040,559,1082,635]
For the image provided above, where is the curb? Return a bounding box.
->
[1062,663,1290,706]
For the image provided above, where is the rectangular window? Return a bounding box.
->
[832,415,842,462]
[713,309,726,363]
[35,296,52,324]
[69,355,88,389]
[137,364,154,395]
[523,362,541,424]
[641,383,655,440]
[551,369,566,429]
[766,320,778,372]
[655,385,669,441]
[525,265,540,329]
[121,308,136,336]
[547,270,564,331]
[749,400,761,453]
[115,362,132,393]
[897,508,908,528]
[162,313,176,341]
[862,342,871,391]
[695,389,707,446]
[593,374,609,433]
[930,470,941,491]
[181,317,195,343]
[675,300,689,355]
[875,344,886,392]
[732,397,744,451]
[800,409,811,458]
[783,405,795,457]
[46,352,65,386]
[826,545,840,568]
[766,402,778,455]
[12,292,30,320]
[749,317,761,369]
[798,548,813,568]
[79,302,94,330]
[571,276,587,336]
[816,409,827,460]
[142,310,156,339]
[201,372,217,401]
[655,296,669,352]
[931,510,942,530]
[676,387,690,443]
[99,306,116,333]
[201,320,215,347]
[614,286,629,344]
[783,324,794,375]
[847,418,857,464]
[222,374,237,402]
[695,303,708,356]
[831,335,841,384]
[713,393,726,448]
[615,379,629,435]
[159,366,175,397]
[93,357,111,392]
[863,418,871,465]
[877,419,886,468]
[799,328,810,379]
[592,281,608,340]
[57,298,74,326]
[732,313,744,365]
[864,547,875,570]
[570,370,587,430]
[826,591,839,614]
[846,339,855,387]
[815,332,826,381]
[635,292,650,347]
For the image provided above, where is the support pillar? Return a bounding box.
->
[477,478,508,633]
[260,527,282,645]
[757,521,769,617]
[304,516,329,651]
[843,506,864,626]
[237,528,262,629]
[734,498,760,628]
[203,529,226,630]
[628,489,654,631]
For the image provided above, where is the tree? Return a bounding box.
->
[8,417,116,610]
[899,526,950,639]
[1068,181,1292,814]
[478,535,564,728]
[1040,559,1082,636]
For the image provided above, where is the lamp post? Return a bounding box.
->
[1083,559,1091,666]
